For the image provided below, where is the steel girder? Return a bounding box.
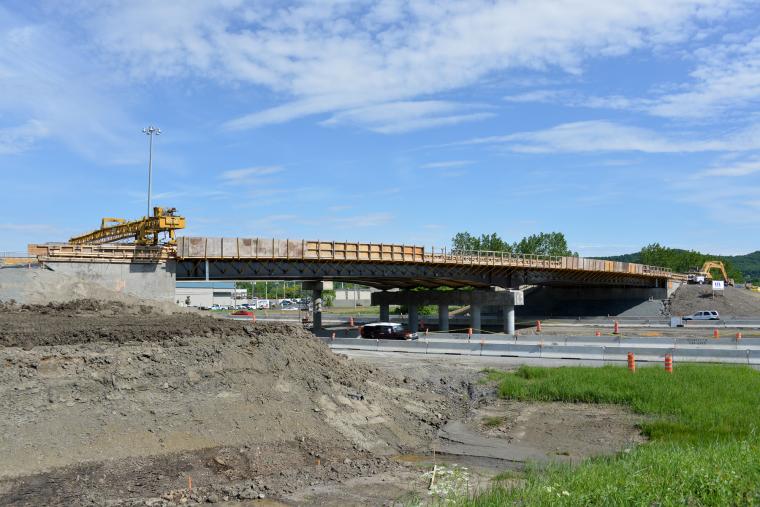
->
[175,259,665,289]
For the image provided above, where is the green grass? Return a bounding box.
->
[460,364,760,506]
[482,415,505,428]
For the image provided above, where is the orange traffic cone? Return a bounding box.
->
[736,332,743,341]
[614,321,620,334]
[536,320,542,333]
[713,328,719,339]
[595,330,601,337]
[627,352,636,373]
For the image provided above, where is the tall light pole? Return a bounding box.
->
[143,125,161,217]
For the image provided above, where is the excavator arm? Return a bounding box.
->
[699,261,734,286]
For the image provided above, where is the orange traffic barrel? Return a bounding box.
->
[664,353,673,373]
[713,328,719,339]
[627,352,636,372]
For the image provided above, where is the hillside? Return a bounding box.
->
[600,247,759,283]
[726,251,760,282]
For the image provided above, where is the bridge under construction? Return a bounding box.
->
[26,236,686,333]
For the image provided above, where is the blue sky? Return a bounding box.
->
[1,1,759,256]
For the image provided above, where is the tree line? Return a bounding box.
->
[451,231,577,257]
[609,243,745,283]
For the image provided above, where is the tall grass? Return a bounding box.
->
[461,364,760,506]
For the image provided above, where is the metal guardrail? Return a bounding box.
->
[323,335,760,364]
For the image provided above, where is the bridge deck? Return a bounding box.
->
[175,237,679,281]
[27,238,686,288]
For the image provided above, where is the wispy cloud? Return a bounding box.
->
[0,7,134,159]
[320,101,493,134]
[0,120,48,155]
[331,212,393,228]
[698,157,760,177]
[648,33,760,119]
[421,160,474,169]
[0,223,57,232]
[220,166,283,182]
[462,120,760,154]
[65,1,748,132]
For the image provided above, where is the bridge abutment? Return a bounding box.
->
[33,260,177,302]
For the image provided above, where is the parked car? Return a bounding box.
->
[256,300,270,309]
[683,310,720,321]
[360,322,418,340]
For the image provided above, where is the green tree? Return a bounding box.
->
[451,231,575,256]
[513,232,576,256]
[639,243,743,282]
[451,232,512,252]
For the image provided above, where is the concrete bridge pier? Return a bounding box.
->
[379,303,390,322]
[371,287,523,335]
[470,303,482,332]
[438,304,449,332]
[503,304,515,335]
[303,282,324,330]
[408,305,419,333]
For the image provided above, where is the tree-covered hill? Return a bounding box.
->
[602,245,759,283]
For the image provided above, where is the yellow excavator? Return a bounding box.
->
[69,207,185,246]
[687,260,734,286]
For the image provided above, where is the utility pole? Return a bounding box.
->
[143,125,161,217]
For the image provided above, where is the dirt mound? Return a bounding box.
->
[0,301,250,348]
[0,313,451,505]
[670,284,760,317]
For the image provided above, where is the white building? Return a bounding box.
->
[176,281,246,308]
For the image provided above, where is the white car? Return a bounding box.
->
[683,310,720,321]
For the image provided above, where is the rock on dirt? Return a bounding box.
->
[0,301,452,505]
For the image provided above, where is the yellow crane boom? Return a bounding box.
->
[69,207,185,246]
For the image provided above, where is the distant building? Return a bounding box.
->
[332,286,375,308]
[175,281,246,308]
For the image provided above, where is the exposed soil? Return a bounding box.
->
[474,400,645,463]
[0,301,646,506]
[670,285,760,317]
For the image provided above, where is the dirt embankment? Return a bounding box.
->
[670,285,760,317]
[0,303,452,506]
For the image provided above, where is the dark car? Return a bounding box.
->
[360,322,418,340]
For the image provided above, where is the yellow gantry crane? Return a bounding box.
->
[69,207,185,246]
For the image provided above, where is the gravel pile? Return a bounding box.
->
[670,285,760,317]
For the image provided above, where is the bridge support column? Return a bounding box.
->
[303,282,325,331]
[470,303,481,333]
[438,304,449,332]
[312,289,322,330]
[503,304,515,335]
[379,303,390,322]
[408,305,419,333]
